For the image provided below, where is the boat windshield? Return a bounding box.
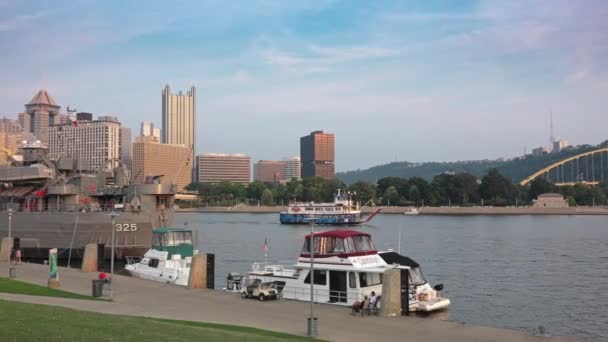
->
[153,231,193,246]
[301,235,375,255]
[410,267,427,286]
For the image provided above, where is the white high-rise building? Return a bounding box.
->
[140,121,154,137]
[49,116,123,170]
[552,139,570,153]
[152,127,161,141]
[284,156,301,180]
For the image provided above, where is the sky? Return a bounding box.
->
[1,0,607,171]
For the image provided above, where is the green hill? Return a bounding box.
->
[338,145,598,184]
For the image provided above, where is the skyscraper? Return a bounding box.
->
[162,85,195,149]
[254,160,285,183]
[197,153,251,185]
[20,89,61,145]
[162,85,195,181]
[132,136,191,191]
[120,127,132,170]
[284,156,301,180]
[48,115,122,170]
[140,121,154,137]
[300,130,335,179]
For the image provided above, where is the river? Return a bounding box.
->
[175,213,608,341]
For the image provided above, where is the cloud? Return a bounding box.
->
[262,44,398,72]
[0,11,48,32]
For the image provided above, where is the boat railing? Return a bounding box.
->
[125,256,142,265]
[279,285,364,304]
[251,262,285,273]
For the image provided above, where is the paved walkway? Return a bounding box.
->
[0,262,578,342]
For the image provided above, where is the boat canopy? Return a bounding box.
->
[301,230,377,258]
[152,228,194,258]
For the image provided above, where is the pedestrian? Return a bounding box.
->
[15,248,21,264]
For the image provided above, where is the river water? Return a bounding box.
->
[175,213,608,341]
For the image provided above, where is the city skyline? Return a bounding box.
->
[1,1,608,171]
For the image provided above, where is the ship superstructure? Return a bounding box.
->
[0,141,176,259]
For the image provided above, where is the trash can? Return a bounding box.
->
[92,279,104,297]
[307,317,318,337]
[9,267,16,278]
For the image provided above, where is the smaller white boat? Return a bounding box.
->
[125,227,196,286]
[404,208,420,215]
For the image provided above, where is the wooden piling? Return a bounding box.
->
[81,243,98,272]
[188,254,207,289]
[0,237,12,262]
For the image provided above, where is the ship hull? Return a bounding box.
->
[0,210,173,260]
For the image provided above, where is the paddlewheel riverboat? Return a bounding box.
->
[280,190,381,225]
[242,230,450,312]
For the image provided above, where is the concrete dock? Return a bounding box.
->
[0,262,579,342]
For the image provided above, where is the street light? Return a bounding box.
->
[108,211,119,299]
[7,208,12,241]
[307,214,317,337]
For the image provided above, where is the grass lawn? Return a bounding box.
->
[0,277,100,300]
[0,300,323,341]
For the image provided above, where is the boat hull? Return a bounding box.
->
[279,213,364,225]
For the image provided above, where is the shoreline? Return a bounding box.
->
[177,205,608,215]
[0,262,580,342]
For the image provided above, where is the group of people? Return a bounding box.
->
[351,291,379,315]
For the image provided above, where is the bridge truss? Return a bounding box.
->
[520,148,608,186]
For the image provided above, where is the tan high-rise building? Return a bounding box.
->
[132,136,192,191]
[197,153,251,185]
[300,130,335,179]
[162,85,195,147]
[0,117,22,165]
[48,116,123,170]
[20,89,61,145]
[254,160,285,183]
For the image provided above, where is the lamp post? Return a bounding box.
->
[307,215,317,337]
[108,211,119,299]
[7,208,12,241]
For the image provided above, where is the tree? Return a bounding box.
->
[347,181,376,204]
[247,181,267,201]
[528,177,556,201]
[383,186,400,205]
[261,189,274,206]
[479,168,516,205]
[453,173,480,205]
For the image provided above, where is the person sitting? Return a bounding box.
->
[351,295,368,315]
[367,291,378,315]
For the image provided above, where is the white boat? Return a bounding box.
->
[125,227,196,286]
[241,230,450,312]
[404,208,420,215]
[280,190,382,225]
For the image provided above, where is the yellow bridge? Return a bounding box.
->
[520,148,608,186]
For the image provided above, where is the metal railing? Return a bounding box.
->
[278,285,363,304]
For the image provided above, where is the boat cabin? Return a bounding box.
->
[151,227,194,258]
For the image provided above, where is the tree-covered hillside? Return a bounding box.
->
[338,145,598,184]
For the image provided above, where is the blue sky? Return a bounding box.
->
[1,0,607,171]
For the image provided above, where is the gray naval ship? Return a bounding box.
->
[0,142,176,260]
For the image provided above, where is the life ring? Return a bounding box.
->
[292,206,301,212]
